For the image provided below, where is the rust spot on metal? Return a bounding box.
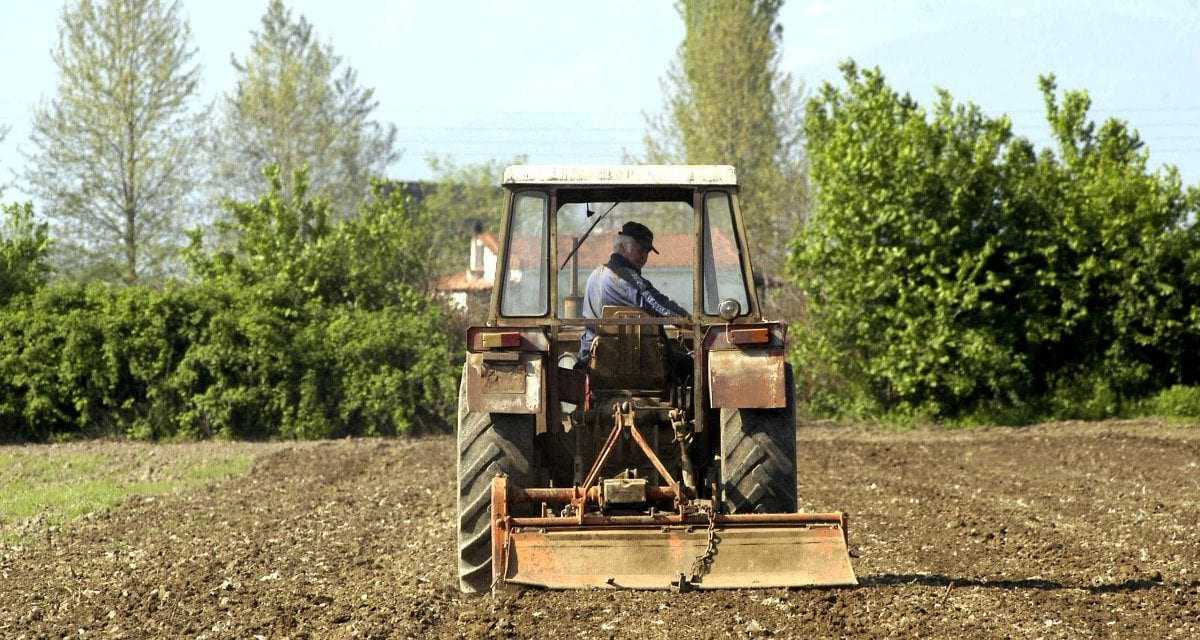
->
[465,353,543,414]
[707,349,786,409]
[501,522,856,590]
[728,327,770,345]
[479,363,524,394]
[491,475,509,586]
[510,485,678,504]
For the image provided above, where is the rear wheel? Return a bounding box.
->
[719,364,797,514]
[456,377,535,593]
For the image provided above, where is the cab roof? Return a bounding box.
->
[502,164,737,187]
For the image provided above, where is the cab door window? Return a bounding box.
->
[500,192,549,316]
[702,191,750,316]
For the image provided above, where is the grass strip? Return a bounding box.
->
[0,445,252,545]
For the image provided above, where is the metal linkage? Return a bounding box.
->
[573,401,685,519]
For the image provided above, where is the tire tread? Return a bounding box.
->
[456,375,534,593]
[719,365,797,514]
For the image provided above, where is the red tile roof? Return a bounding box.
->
[436,271,493,292]
[439,231,740,292]
[557,231,738,269]
[478,233,499,254]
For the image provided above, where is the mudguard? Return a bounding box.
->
[464,352,544,414]
[704,323,789,409]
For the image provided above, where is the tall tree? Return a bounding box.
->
[211,0,399,217]
[24,0,205,283]
[644,0,806,287]
[0,124,10,197]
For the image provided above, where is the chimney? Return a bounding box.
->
[470,220,485,275]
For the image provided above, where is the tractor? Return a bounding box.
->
[457,165,855,591]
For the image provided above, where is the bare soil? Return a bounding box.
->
[1,421,1198,639]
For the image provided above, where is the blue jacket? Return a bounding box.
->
[578,253,689,360]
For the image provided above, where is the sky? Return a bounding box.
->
[2,0,1199,203]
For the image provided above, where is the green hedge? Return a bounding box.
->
[0,171,459,441]
[792,62,1200,420]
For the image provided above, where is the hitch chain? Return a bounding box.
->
[688,504,719,583]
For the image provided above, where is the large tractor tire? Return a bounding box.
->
[456,378,535,593]
[719,364,797,514]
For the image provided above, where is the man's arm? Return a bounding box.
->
[620,270,688,317]
[603,264,689,317]
[638,281,688,317]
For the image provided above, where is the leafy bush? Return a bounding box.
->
[792,62,1200,420]
[1045,371,1123,422]
[1138,385,1200,420]
[0,203,50,305]
[0,170,459,442]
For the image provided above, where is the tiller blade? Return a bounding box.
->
[490,477,857,590]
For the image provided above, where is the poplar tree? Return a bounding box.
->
[645,0,806,285]
[0,124,9,197]
[211,0,399,217]
[24,0,205,283]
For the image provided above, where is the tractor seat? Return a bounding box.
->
[587,306,668,392]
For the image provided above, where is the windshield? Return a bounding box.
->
[557,199,694,318]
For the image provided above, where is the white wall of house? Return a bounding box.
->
[484,247,497,280]
[470,236,498,281]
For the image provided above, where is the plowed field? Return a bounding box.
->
[2,421,1198,638]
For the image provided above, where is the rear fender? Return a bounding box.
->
[464,326,549,415]
[703,323,788,409]
[464,352,545,415]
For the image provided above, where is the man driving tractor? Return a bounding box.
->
[578,221,689,363]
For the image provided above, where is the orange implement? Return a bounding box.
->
[491,477,857,590]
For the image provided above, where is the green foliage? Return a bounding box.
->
[1138,385,1200,420]
[792,62,1200,420]
[179,169,459,439]
[194,167,439,304]
[0,169,458,442]
[24,0,205,283]
[210,0,398,218]
[0,203,51,305]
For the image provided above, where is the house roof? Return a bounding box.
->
[439,230,741,293]
[436,271,494,292]
[509,231,740,269]
[503,165,737,186]
[477,232,499,254]
[559,233,700,267]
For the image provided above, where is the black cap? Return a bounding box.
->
[619,221,659,254]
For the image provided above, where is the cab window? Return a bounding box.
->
[500,192,549,316]
[556,198,694,318]
[702,192,750,316]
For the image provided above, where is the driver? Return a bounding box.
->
[578,221,688,362]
